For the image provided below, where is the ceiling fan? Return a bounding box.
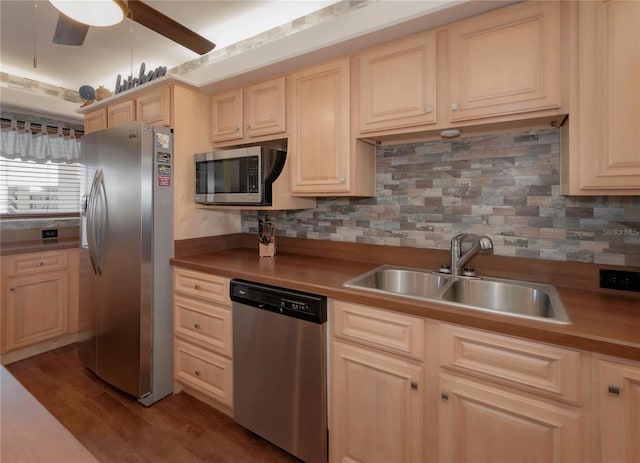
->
[51,0,215,55]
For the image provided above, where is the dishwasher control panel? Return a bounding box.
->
[230,279,327,324]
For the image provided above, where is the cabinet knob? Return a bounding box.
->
[9,287,15,291]
[38,261,44,266]
[410,380,418,391]
[194,284,201,290]
[234,126,240,132]
[440,391,449,402]
[246,124,252,130]
[608,384,621,397]
[339,177,345,183]
[194,323,201,329]
[195,370,202,377]
[450,103,459,111]
[425,105,433,114]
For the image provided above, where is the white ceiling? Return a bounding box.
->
[0,0,340,92]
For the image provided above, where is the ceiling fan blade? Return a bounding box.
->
[52,13,89,46]
[127,1,215,55]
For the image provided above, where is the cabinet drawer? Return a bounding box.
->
[174,295,232,358]
[174,339,233,408]
[332,300,424,360]
[440,324,581,403]
[174,269,230,306]
[5,250,68,276]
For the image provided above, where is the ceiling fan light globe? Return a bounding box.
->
[49,0,126,27]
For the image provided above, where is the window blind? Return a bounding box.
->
[0,156,82,214]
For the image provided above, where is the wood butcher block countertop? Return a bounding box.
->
[172,235,640,361]
[0,366,100,463]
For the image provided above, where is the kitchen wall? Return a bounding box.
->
[241,128,640,267]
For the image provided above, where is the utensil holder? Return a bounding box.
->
[259,239,276,257]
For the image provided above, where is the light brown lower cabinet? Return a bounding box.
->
[436,323,586,463]
[330,300,426,463]
[4,270,68,351]
[595,356,640,463]
[1,249,80,362]
[172,269,233,415]
[330,300,622,463]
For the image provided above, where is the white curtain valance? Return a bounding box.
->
[0,119,81,163]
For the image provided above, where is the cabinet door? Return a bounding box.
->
[331,341,424,463]
[576,0,640,190]
[136,86,172,126]
[439,373,581,463]
[107,100,135,127]
[447,1,560,122]
[245,76,286,138]
[596,359,640,463]
[290,57,351,194]
[211,88,243,142]
[5,271,68,351]
[84,108,107,134]
[359,30,436,133]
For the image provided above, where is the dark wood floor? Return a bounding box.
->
[5,344,301,463]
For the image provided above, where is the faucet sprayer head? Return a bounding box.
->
[479,236,493,250]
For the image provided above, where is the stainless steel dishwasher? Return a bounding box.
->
[230,279,328,463]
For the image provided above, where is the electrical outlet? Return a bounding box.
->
[41,229,58,239]
[599,269,640,292]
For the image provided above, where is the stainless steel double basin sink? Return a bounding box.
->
[344,265,570,324]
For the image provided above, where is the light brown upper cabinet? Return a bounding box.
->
[561,0,640,195]
[447,1,561,122]
[210,88,243,143]
[289,57,375,196]
[84,108,107,134]
[85,86,173,132]
[358,30,437,133]
[210,76,286,145]
[107,99,136,128]
[136,86,172,127]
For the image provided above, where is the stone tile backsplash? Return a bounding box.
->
[241,128,640,267]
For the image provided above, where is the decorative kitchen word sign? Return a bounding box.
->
[114,63,167,94]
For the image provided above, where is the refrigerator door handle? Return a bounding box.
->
[93,170,107,275]
[86,170,98,274]
[87,169,104,275]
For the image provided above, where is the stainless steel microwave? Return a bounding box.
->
[194,146,286,205]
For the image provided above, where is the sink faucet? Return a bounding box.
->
[450,233,493,276]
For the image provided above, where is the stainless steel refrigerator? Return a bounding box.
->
[79,121,173,406]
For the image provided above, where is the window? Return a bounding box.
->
[0,120,83,216]
[0,157,82,214]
